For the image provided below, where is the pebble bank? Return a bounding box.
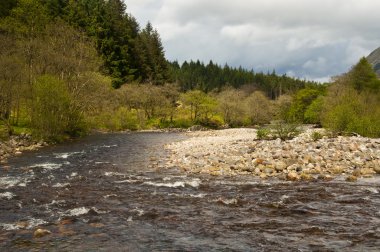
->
[165,128,380,181]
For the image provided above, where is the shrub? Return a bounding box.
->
[287,88,322,123]
[257,127,271,140]
[197,118,222,129]
[320,58,380,138]
[271,121,300,140]
[311,131,323,141]
[31,75,81,142]
[304,96,324,124]
[245,91,272,125]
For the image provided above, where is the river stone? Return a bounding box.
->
[287,172,299,181]
[346,175,358,182]
[287,164,298,171]
[242,166,254,172]
[358,145,367,152]
[253,158,265,166]
[264,168,274,174]
[259,173,267,179]
[300,173,313,181]
[254,167,261,175]
[274,138,281,146]
[274,161,287,171]
[34,228,51,238]
[360,168,375,175]
[373,166,380,174]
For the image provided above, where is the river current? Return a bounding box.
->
[0,132,379,251]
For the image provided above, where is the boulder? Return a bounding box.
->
[287,172,299,181]
[274,161,287,172]
[373,166,380,174]
[34,228,51,238]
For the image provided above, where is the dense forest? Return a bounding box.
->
[0,0,379,141]
[169,60,319,98]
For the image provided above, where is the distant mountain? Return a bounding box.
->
[367,47,380,76]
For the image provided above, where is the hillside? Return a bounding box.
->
[367,47,380,76]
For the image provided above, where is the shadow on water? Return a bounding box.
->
[1,132,380,251]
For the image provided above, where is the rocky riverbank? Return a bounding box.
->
[164,128,380,181]
[0,134,48,163]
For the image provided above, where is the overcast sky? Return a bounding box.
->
[124,0,380,82]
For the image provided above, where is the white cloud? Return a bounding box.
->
[124,0,380,81]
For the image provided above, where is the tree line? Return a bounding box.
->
[169,60,319,99]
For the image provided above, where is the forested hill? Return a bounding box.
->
[1,0,169,88]
[169,60,318,99]
[1,0,318,92]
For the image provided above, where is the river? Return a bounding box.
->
[1,132,379,251]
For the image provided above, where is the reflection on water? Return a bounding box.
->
[1,132,380,251]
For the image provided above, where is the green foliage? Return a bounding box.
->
[216,88,246,126]
[270,121,300,140]
[169,60,318,96]
[0,0,18,18]
[136,22,169,85]
[288,87,324,123]
[196,117,223,129]
[170,118,193,129]
[4,0,50,36]
[111,108,140,131]
[257,127,271,140]
[274,94,293,121]
[304,96,324,124]
[321,58,380,137]
[180,90,217,122]
[245,91,272,125]
[322,94,380,137]
[348,57,380,92]
[311,131,323,141]
[62,0,169,87]
[31,75,80,141]
[151,118,191,129]
[256,122,300,141]
[2,0,380,142]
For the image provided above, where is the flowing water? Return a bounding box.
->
[1,132,379,251]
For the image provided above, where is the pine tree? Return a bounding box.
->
[348,57,380,92]
[137,22,169,85]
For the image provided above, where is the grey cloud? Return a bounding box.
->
[125,0,380,81]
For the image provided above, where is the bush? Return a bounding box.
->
[197,118,222,129]
[31,75,82,142]
[257,127,271,140]
[287,88,322,123]
[304,96,324,124]
[320,58,380,138]
[172,119,193,129]
[311,131,323,141]
[245,91,272,125]
[271,121,300,140]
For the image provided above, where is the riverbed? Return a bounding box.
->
[1,132,380,251]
